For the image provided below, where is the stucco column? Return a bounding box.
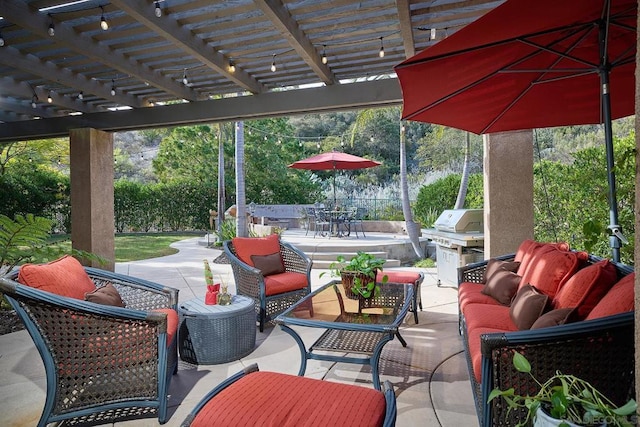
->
[483,130,534,258]
[69,128,115,270]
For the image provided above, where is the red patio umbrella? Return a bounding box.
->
[288,152,381,205]
[394,0,636,261]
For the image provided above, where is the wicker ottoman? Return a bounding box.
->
[178,295,256,364]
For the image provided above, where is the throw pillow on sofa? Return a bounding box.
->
[482,259,520,283]
[509,284,549,330]
[586,273,635,320]
[530,308,576,329]
[552,259,618,319]
[481,269,521,305]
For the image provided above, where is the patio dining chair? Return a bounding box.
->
[348,206,367,238]
[224,234,312,332]
[0,255,179,427]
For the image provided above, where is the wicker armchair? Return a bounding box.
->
[224,237,312,332]
[0,267,179,427]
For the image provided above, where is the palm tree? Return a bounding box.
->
[454,131,471,209]
[235,121,248,237]
[216,123,225,240]
[351,108,423,258]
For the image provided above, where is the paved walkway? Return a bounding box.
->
[0,234,477,426]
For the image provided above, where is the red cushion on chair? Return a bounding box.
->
[264,272,308,296]
[377,270,421,284]
[586,273,635,320]
[153,308,179,345]
[232,234,280,267]
[191,371,386,427]
[552,259,618,319]
[18,255,96,300]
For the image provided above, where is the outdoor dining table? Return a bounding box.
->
[323,208,354,237]
[274,279,413,390]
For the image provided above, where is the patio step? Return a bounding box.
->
[308,251,402,269]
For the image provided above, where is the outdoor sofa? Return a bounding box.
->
[457,240,635,426]
[0,255,179,426]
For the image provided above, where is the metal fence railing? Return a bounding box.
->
[326,198,408,221]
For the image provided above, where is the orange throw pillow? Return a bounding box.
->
[586,273,635,320]
[232,234,280,267]
[18,255,96,300]
[552,259,618,319]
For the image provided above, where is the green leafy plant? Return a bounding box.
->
[488,351,637,427]
[320,252,388,298]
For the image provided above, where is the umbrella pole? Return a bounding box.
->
[332,167,337,206]
[599,14,623,262]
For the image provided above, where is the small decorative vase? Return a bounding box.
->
[217,285,232,306]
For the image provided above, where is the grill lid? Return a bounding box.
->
[434,209,483,233]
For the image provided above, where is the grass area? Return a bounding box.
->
[414,258,436,268]
[45,233,201,262]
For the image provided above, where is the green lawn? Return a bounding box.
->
[45,233,201,262]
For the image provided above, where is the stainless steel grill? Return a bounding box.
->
[424,209,485,287]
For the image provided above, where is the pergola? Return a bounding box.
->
[0,0,504,141]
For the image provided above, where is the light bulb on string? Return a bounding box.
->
[182,69,188,85]
[0,32,5,47]
[228,61,235,73]
[154,1,162,17]
[378,37,385,58]
[78,91,84,100]
[271,54,276,72]
[47,91,53,103]
[110,79,116,96]
[48,15,55,36]
[321,45,328,64]
[100,6,109,31]
[31,95,38,108]
[431,28,437,40]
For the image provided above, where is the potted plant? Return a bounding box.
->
[488,351,637,427]
[321,252,388,299]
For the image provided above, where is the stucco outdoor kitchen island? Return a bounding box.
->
[275,279,413,390]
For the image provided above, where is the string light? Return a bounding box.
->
[154,1,162,18]
[182,69,188,85]
[271,54,277,72]
[47,91,53,103]
[228,60,236,73]
[31,95,38,108]
[110,79,116,96]
[0,31,5,47]
[431,28,437,40]
[77,91,84,100]
[100,6,109,31]
[321,45,327,64]
[378,37,385,58]
[48,15,55,36]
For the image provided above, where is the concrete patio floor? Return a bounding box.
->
[0,231,477,426]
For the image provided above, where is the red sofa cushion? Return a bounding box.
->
[18,255,96,300]
[552,259,618,319]
[462,303,517,333]
[191,370,387,427]
[232,234,280,267]
[458,282,503,312]
[515,240,569,277]
[153,308,179,345]
[518,244,586,298]
[586,273,635,320]
[264,272,308,296]
[377,270,421,285]
[467,327,506,383]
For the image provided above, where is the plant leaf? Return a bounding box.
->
[512,352,531,373]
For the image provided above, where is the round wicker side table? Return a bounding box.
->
[178,295,256,365]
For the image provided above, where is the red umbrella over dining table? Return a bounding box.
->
[288,151,381,205]
[394,0,636,262]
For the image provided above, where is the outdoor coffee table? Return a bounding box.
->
[275,279,413,390]
[178,295,256,365]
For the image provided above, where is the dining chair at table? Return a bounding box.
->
[313,208,331,238]
[348,207,367,238]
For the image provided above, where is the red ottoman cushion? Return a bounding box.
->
[191,371,387,426]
